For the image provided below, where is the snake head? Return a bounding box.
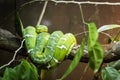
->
[36,25,48,33]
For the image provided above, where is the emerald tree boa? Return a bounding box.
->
[23,25,77,69]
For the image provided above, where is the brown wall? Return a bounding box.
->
[0,0,120,80]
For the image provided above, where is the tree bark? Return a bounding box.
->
[0,28,120,63]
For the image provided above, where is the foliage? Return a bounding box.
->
[102,67,120,80]
[14,12,24,37]
[98,24,120,42]
[58,22,104,79]
[3,17,119,80]
[1,11,120,80]
[108,60,120,70]
[1,59,38,80]
[59,39,85,80]
[88,23,104,73]
[97,24,120,32]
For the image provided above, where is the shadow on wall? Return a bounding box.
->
[0,0,120,80]
[43,60,94,80]
[0,1,120,44]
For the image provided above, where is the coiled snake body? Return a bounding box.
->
[23,25,77,68]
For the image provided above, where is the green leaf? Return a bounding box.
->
[14,12,24,37]
[58,39,85,80]
[102,67,120,80]
[0,77,3,80]
[88,42,104,73]
[3,59,38,80]
[3,68,18,80]
[88,22,104,73]
[108,60,120,70]
[88,22,98,49]
[98,24,120,32]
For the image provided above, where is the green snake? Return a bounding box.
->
[23,25,77,68]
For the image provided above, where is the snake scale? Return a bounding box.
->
[23,25,77,69]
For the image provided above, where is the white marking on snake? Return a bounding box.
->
[67,34,71,36]
[47,63,51,69]
[41,58,47,62]
[49,36,56,40]
[53,57,59,63]
[55,33,60,37]
[39,55,47,62]
[45,37,49,40]
[24,34,36,38]
[49,55,53,59]
[57,45,67,50]
[37,37,41,40]
[28,49,33,53]
[61,38,67,41]
[43,53,52,62]
[47,46,54,52]
[52,42,57,45]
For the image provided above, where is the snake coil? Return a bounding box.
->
[23,25,77,69]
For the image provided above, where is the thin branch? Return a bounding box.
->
[51,0,120,6]
[79,5,87,25]
[113,30,120,42]
[20,0,41,9]
[19,0,120,12]
[36,1,48,26]
[75,31,112,39]
[79,4,88,38]
[0,39,25,70]
[99,32,113,38]
[1,0,120,27]
[20,0,120,6]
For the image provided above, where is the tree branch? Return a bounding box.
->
[0,28,120,63]
[67,43,120,63]
[51,0,120,5]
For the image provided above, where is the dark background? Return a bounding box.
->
[0,0,120,80]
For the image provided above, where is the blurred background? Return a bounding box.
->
[0,0,120,80]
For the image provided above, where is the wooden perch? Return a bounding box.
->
[0,28,120,63]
